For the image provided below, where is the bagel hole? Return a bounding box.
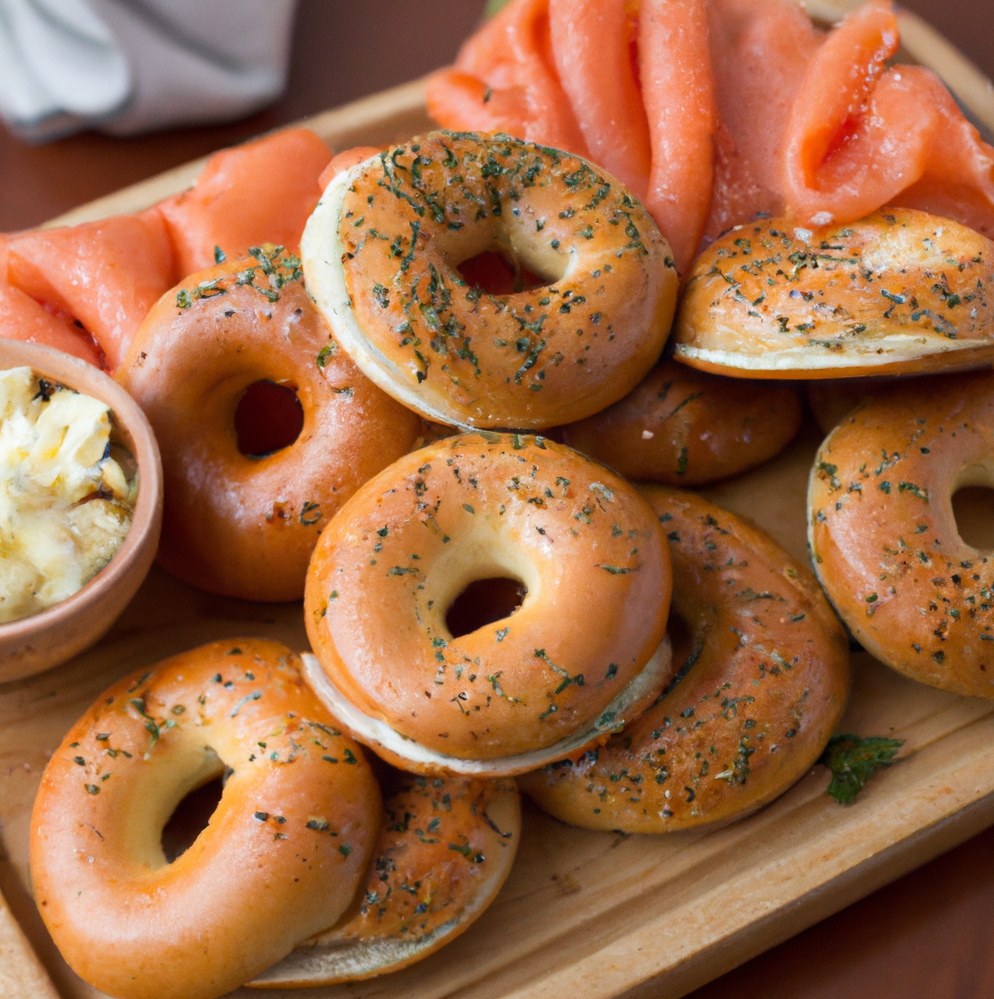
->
[456,251,549,295]
[662,611,700,695]
[666,613,693,670]
[161,775,224,863]
[953,486,994,550]
[445,576,527,639]
[234,379,304,458]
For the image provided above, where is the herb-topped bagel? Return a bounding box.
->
[301,130,678,429]
[674,208,994,378]
[521,489,850,831]
[251,771,519,986]
[303,432,674,776]
[30,639,382,999]
[117,246,422,601]
[809,369,994,696]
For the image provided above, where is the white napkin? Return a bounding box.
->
[0,0,298,141]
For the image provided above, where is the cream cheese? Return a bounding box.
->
[0,366,137,623]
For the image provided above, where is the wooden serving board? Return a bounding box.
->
[6,19,994,999]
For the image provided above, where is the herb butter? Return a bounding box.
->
[0,366,137,623]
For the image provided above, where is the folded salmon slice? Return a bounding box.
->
[639,0,715,275]
[426,69,535,138]
[548,0,649,198]
[157,127,331,278]
[782,0,994,234]
[705,0,823,241]
[426,0,587,156]
[4,209,173,371]
[891,68,994,239]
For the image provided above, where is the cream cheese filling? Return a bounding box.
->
[675,336,994,371]
[300,637,672,777]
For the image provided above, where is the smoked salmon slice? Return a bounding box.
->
[426,0,587,156]
[704,0,823,240]
[431,0,994,269]
[425,70,536,138]
[4,209,173,371]
[891,68,994,239]
[782,0,994,233]
[548,0,650,198]
[157,127,331,278]
[638,0,716,275]
[783,0,919,223]
[0,280,102,366]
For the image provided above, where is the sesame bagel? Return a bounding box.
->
[809,369,994,696]
[520,489,850,832]
[675,208,994,378]
[301,130,678,429]
[252,772,519,986]
[561,361,802,485]
[29,639,382,999]
[304,432,674,776]
[117,246,422,601]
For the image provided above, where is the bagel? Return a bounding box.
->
[29,639,382,999]
[117,245,422,601]
[674,208,994,378]
[520,488,850,832]
[304,432,674,776]
[561,360,802,485]
[806,376,922,434]
[251,772,519,985]
[809,369,994,696]
[302,130,678,429]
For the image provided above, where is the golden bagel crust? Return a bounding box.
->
[29,639,382,999]
[561,361,802,485]
[675,209,994,378]
[302,131,678,429]
[305,433,673,765]
[520,489,850,832]
[809,370,994,696]
[252,773,520,985]
[117,247,421,601]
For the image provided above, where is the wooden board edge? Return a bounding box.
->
[43,155,210,230]
[483,713,994,999]
[299,77,429,150]
[618,786,994,999]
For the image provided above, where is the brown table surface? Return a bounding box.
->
[3,2,994,997]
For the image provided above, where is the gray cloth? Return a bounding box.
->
[0,0,298,141]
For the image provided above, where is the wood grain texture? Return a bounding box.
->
[4,16,994,999]
[0,889,60,999]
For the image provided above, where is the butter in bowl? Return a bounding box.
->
[0,339,162,680]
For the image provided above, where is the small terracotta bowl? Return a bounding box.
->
[0,340,163,682]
